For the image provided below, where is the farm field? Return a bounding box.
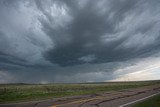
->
[0,80,160,103]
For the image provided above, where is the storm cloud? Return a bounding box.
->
[0,0,160,83]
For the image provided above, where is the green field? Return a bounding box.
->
[133,94,160,107]
[0,81,160,103]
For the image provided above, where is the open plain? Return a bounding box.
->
[0,81,160,107]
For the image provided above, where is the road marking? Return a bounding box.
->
[51,93,122,107]
[51,96,106,107]
[119,92,160,107]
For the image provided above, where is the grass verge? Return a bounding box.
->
[133,94,160,107]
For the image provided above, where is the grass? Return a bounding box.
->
[0,80,160,103]
[133,94,160,107]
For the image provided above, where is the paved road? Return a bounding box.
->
[1,85,160,107]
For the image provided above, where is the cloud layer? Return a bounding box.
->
[0,0,160,83]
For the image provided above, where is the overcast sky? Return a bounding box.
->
[0,0,160,83]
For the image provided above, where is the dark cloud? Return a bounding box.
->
[0,0,160,83]
[36,0,160,66]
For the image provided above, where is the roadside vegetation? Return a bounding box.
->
[133,94,160,107]
[0,80,160,103]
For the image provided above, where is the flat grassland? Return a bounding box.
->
[133,94,160,107]
[0,80,160,103]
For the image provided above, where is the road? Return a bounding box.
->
[0,85,160,107]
